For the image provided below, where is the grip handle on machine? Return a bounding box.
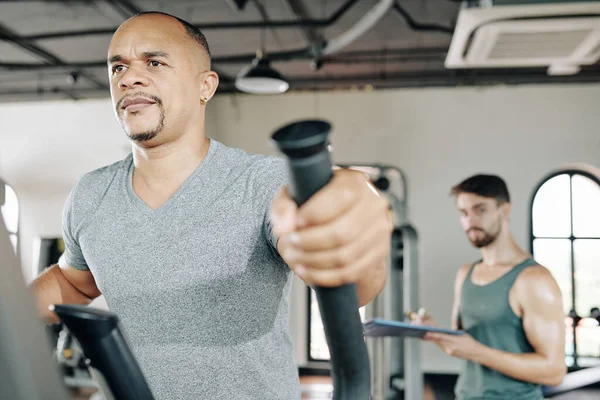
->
[271,120,371,400]
[52,304,155,400]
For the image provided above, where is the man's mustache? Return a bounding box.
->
[116,92,162,112]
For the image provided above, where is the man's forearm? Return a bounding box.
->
[30,265,93,324]
[355,260,387,307]
[472,344,566,386]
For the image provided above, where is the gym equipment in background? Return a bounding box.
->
[271,119,371,400]
[339,164,422,400]
[543,366,600,397]
[53,304,155,400]
[0,208,70,400]
[33,236,99,393]
[33,236,65,276]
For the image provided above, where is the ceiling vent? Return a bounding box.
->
[445,1,600,75]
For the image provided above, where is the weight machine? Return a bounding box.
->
[341,164,422,400]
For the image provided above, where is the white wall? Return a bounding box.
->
[0,99,124,282]
[1,83,599,374]
[0,98,219,285]
[210,83,600,372]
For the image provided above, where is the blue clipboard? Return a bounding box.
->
[363,318,465,338]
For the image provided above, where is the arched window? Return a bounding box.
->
[0,182,19,255]
[530,166,600,368]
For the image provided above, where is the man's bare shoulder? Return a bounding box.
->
[515,263,562,302]
[457,263,473,279]
[517,263,556,283]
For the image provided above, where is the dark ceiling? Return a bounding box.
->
[1,0,600,103]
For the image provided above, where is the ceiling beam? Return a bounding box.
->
[0,22,108,91]
[0,47,450,70]
[18,0,359,41]
[3,67,600,100]
[250,0,284,49]
[281,0,322,45]
[104,0,137,20]
[110,0,142,16]
[392,2,454,35]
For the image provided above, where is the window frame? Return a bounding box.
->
[307,287,320,362]
[529,168,600,369]
[1,182,19,254]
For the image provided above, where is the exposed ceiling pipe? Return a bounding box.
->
[319,0,394,57]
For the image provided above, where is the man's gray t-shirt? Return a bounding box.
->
[60,139,299,399]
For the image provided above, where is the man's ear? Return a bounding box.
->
[500,202,512,221]
[199,70,219,104]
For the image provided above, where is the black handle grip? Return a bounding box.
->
[52,304,155,400]
[271,120,371,400]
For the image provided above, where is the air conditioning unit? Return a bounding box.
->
[445,0,600,75]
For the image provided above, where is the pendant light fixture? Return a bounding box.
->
[235,16,289,95]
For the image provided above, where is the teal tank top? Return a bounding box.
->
[454,258,544,400]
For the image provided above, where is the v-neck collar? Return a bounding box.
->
[125,138,219,217]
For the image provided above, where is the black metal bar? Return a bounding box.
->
[0,46,451,71]
[323,54,446,64]
[393,2,454,34]
[283,68,600,85]
[0,86,95,97]
[17,0,359,41]
[250,0,285,49]
[271,120,371,399]
[284,0,322,44]
[569,174,578,367]
[4,68,600,99]
[105,0,134,20]
[114,0,143,16]
[0,22,108,91]
[533,236,600,240]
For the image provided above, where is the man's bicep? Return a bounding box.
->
[255,158,288,253]
[59,259,101,299]
[521,268,565,359]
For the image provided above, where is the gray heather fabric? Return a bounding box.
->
[61,138,300,399]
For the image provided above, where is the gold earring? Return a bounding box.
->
[200,97,208,105]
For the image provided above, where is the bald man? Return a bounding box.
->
[30,11,391,400]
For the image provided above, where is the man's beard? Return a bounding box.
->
[127,107,165,142]
[467,219,501,248]
[117,93,165,142]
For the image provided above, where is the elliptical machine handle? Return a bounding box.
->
[271,120,371,400]
[52,304,155,400]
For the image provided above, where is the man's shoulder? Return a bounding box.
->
[66,155,131,213]
[215,140,286,183]
[456,262,475,280]
[513,260,561,299]
[516,262,556,285]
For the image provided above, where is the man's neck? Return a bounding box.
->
[480,231,528,267]
[131,130,210,186]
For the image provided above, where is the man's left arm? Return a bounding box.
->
[471,266,567,386]
[270,168,392,307]
[426,265,567,386]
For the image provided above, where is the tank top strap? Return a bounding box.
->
[464,259,482,282]
[501,257,538,285]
